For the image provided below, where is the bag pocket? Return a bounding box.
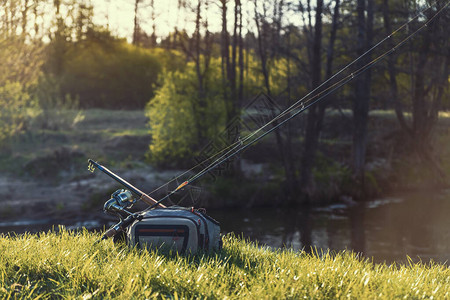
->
[130,217,199,253]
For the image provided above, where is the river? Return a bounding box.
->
[1,189,449,265]
[212,189,450,265]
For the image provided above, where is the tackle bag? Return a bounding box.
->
[127,206,221,253]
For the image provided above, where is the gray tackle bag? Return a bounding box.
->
[127,206,222,254]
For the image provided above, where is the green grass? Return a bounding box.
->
[1,230,448,299]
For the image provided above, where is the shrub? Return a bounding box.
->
[55,36,162,109]
[145,71,198,165]
[0,81,38,145]
[146,59,226,166]
[33,75,85,131]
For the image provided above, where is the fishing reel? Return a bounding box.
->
[103,189,137,218]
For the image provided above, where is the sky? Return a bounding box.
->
[92,0,235,42]
[91,0,305,43]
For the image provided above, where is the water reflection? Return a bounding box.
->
[349,203,366,255]
[212,190,450,265]
[279,208,312,252]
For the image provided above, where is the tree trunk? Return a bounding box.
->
[230,0,238,109]
[326,0,340,81]
[410,11,446,180]
[382,0,411,135]
[21,0,30,37]
[238,0,244,103]
[220,0,231,121]
[193,0,206,144]
[299,0,329,202]
[254,0,296,202]
[352,0,373,197]
[132,0,141,46]
[150,0,156,47]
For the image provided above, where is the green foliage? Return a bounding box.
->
[33,75,85,131]
[0,34,44,146]
[0,230,448,299]
[44,30,162,109]
[145,71,198,165]
[313,152,353,200]
[0,81,38,145]
[146,58,226,166]
[148,48,186,73]
[0,36,44,88]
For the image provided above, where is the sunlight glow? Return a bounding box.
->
[92,0,223,41]
[91,0,304,42]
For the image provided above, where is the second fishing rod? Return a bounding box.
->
[145,0,449,210]
[142,0,448,206]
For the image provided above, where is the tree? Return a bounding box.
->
[237,0,244,103]
[219,0,230,108]
[220,0,243,127]
[383,0,448,183]
[133,0,142,45]
[0,0,44,143]
[176,0,214,145]
[408,1,448,181]
[0,0,44,86]
[299,0,324,202]
[352,0,374,196]
[382,0,409,136]
[254,0,297,201]
[58,34,161,109]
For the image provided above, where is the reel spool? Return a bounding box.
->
[103,189,137,217]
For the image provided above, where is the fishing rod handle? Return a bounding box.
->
[99,213,142,241]
[103,225,120,239]
[97,223,123,242]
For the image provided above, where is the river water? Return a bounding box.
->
[1,190,449,265]
[212,189,450,265]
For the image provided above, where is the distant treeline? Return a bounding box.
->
[0,0,448,202]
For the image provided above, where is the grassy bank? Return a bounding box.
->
[0,109,150,176]
[1,230,448,299]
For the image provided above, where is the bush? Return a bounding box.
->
[33,75,85,131]
[145,71,198,165]
[312,152,352,200]
[44,31,162,109]
[146,59,226,166]
[0,81,38,145]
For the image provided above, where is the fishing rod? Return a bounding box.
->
[91,1,448,244]
[145,0,449,209]
[148,63,371,209]
[144,0,447,200]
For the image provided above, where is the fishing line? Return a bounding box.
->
[145,0,448,204]
[146,0,447,200]
[188,6,448,187]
